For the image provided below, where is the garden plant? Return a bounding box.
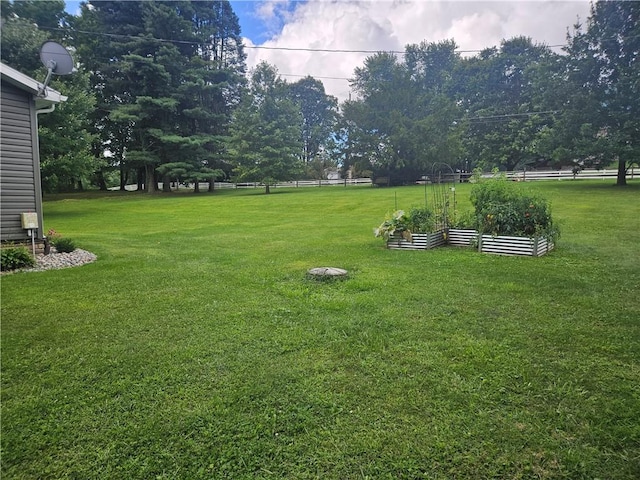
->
[374,206,437,242]
[0,246,35,271]
[468,171,560,242]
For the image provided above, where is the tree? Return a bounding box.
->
[1,3,99,192]
[174,1,246,191]
[38,72,102,192]
[454,37,559,171]
[562,0,639,186]
[7,0,68,31]
[74,0,246,193]
[287,76,338,175]
[229,62,303,193]
[344,43,463,185]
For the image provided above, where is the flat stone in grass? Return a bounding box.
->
[307,267,348,279]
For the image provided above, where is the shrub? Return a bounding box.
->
[1,246,36,271]
[470,173,559,241]
[48,229,76,253]
[52,237,76,253]
[470,170,520,212]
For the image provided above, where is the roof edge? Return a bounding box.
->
[1,62,67,104]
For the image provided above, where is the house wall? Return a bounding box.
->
[1,81,44,241]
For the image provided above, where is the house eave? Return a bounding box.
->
[0,62,68,107]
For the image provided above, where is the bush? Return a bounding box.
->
[470,173,559,241]
[52,237,76,253]
[1,246,36,271]
[48,229,76,253]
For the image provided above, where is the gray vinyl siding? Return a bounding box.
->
[1,81,44,241]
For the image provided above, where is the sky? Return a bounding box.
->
[65,1,593,101]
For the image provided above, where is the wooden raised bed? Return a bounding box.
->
[387,231,447,250]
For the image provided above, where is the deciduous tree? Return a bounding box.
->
[562,0,639,186]
[229,62,303,193]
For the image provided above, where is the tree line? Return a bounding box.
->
[1,0,637,191]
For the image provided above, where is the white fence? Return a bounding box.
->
[209,169,635,188]
[113,168,636,191]
[495,168,637,182]
[210,178,373,189]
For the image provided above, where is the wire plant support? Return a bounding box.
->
[429,162,456,232]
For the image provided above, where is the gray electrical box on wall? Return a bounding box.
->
[21,212,39,229]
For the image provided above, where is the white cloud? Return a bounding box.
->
[244,1,591,102]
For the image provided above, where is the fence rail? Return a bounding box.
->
[496,168,637,181]
[114,168,636,191]
[211,178,373,189]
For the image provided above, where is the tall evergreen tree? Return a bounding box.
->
[74,0,246,193]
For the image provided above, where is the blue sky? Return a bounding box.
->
[64,1,277,43]
[229,0,296,43]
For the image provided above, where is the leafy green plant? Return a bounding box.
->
[448,210,477,229]
[374,209,411,241]
[1,246,35,271]
[470,174,560,241]
[48,229,76,253]
[407,206,436,233]
[374,206,436,241]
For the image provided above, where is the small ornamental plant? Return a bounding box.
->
[374,207,437,242]
[47,229,76,253]
[1,246,36,271]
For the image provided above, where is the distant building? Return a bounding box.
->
[325,169,341,180]
[1,63,66,243]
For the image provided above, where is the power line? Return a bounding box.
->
[467,110,558,120]
[462,110,558,123]
[280,73,350,81]
[37,26,572,84]
[40,26,569,55]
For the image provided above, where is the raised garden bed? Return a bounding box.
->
[387,231,447,250]
[446,228,478,247]
[379,173,559,257]
[478,234,554,257]
[387,229,554,256]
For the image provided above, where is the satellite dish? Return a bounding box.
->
[38,41,74,97]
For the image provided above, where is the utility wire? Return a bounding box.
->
[280,73,350,81]
[40,26,568,55]
[465,110,558,122]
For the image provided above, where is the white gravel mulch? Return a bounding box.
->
[1,249,97,275]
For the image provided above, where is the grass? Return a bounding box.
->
[2,180,639,479]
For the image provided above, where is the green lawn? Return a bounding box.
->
[2,181,639,479]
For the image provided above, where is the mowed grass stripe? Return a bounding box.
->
[2,181,639,479]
